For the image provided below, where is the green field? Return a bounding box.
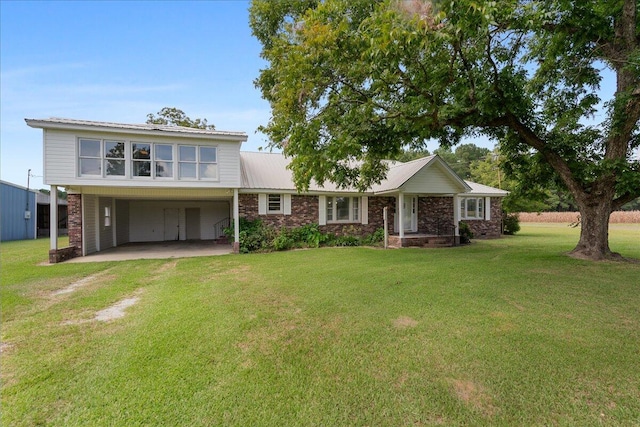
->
[2,224,639,426]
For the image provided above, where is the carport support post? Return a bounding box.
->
[50,185,58,251]
[233,188,240,253]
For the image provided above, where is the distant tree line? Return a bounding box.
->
[397,144,639,213]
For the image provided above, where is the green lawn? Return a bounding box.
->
[2,224,639,426]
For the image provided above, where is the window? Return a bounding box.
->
[104,141,125,176]
[79,138,101,176]
[104,206,111,227]
[179,146,197,178]
[326,196,360,223]
[199,147,217,179]
[155,144,173,178]
[268,194,282,213]
[179,145,217,180]
[132,143,151,177]
[460,197,485,219]
[79,138,125,177]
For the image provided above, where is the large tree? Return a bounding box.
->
[250,0,640,260]
[146,107,215,130]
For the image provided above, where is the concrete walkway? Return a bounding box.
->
[67,241,233,263]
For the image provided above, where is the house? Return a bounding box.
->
[26,118,508,262]
[1,180,37,241]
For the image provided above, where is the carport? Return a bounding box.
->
[66,240,233,263]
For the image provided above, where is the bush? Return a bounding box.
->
[503,213,521,235]
[459,221,474,244]
[361,228,385,246]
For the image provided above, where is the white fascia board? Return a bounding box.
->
[25,119,248,142]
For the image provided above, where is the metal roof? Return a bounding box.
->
[464,181,510,196]
[25,117,248,141]
[240,152,503,196]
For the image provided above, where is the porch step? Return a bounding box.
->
[214,236,229,245]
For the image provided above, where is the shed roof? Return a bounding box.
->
[464,181,509,196]
[25,117,248,141]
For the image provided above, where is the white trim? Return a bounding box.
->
[485,197,491,220]
[398,193,404,238]
[318,195,326,225]
[50,185,58,251]
[258,193,267,215]
[233,189,239,245]
[361,196,368,225]
[283,194,292,215]
[453,195,460,236]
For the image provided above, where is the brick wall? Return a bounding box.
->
[463,197,503,238]
[67,194,83,256]
[238,194,396,236]
[418,197,455,235]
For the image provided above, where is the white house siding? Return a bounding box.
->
[128,200,229,242]
[43,129,242,188]
[43,129,77,185]
[83,194,98,255]
[98,197,114,250]
[115,200,130,245]
[401,163,464,194]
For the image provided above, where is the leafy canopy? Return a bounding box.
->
[250,0,639,204]
[146,107,215,130]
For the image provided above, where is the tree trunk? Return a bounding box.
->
[569,193,621,261]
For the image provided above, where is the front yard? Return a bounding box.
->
[2,224,639,426]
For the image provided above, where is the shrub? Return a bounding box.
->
[503,213,521,235]
[459,221,474,244]
[361,228,385,246]
[272,228,295,251]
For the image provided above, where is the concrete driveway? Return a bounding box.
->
[67,241,233,263]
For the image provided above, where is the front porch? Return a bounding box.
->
[388,233,458,248]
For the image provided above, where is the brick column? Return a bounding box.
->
[67,194,83,257]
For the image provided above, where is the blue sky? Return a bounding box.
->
[1,0,272,189]
[1,1,626,191]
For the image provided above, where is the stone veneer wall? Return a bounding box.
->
[418,197,455,235]
[238,194,396,236]
[463,197,503,238]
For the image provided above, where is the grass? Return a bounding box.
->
[2,224,639,426]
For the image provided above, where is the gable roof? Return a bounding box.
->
[240,152,496,196]
[25,117,248,141]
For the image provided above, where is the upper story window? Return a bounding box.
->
[79,138,125,177]
[78,138,217,180]
[179,145,218,180]
[327,196,359,223]
[460,197,484,219]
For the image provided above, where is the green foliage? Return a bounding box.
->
[458,221,474,244]
[250,0,640,258]
[503,213,521,235]
[146,107,215,130]
[226,220,384,253]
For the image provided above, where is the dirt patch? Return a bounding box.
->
[52,270,114,296]
[95,296,140,321]
[451,379,496,416]
[156,260,178,273]
[0,342,15,354]
[393,316,418,329]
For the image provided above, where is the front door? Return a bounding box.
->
[403,196,417,232]
[163,208,180,241]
